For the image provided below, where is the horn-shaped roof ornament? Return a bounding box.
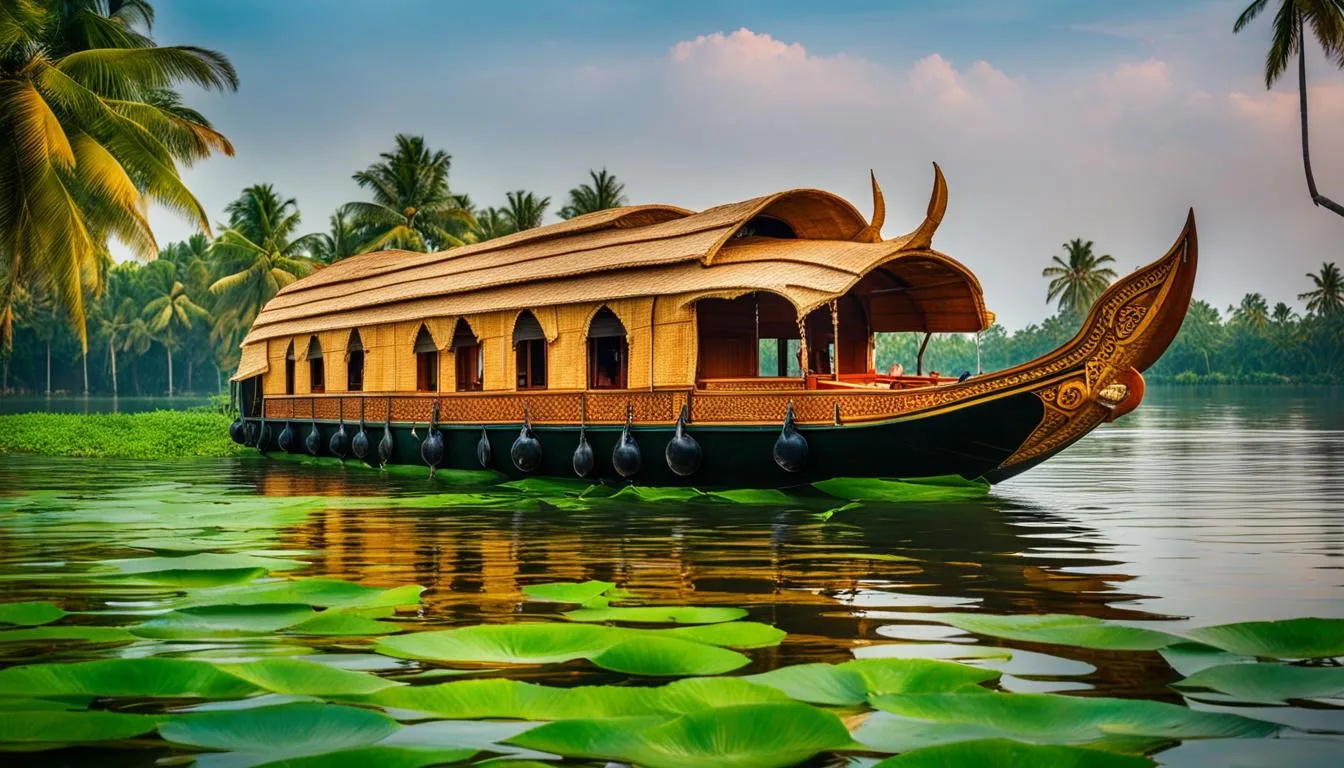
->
[854,162,947,248]
[853,170,885,243]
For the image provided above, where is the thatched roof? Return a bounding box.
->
[233,166,993,379]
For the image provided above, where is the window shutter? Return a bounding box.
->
[588,310,626,338]
[513,312,545,343]
[413,326,438,354]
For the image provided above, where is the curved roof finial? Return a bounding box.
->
[902,161,947,250]
[852,169,887,243]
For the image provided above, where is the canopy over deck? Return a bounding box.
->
[233,166,993,380]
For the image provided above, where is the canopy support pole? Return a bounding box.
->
[917,332,931,376]
[829,300,840,381]
[976,331,982,375]
[797,318,809,381]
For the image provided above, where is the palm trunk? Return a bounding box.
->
[109,340,119,399]
[166,345,174,397]
[82,349,89,396]
[45,340,51,397]
[1299,18,1344,218]
[186,358,193,393]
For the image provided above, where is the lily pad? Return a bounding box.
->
[196,579,425,609]
[1173,663,1344,704]
[158,701,402,754]
[1180,618,1344,659]
[744,658,998,706]
[131,603,317,639]
[0,601,66,627]
[872,738,1154,767]
[1158,643,1254,676]
[811,476,990,502]
[375,622,754,675]
[504,702,861,768]
[100,552,308,576]
[858,691,1281,753]
[0,658,259,699]
[220,659,405,697]
[912,613,1182,651]
[252,745,479,768]
[662,622,787,649]
[521,580,615,604]
[285,610,403,636]
[563,605,748,624]
[368,675,789,720]
[0,710,160,748]
[0,625,137,646]
[590,636,750,676]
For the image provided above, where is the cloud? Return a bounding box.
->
[140,12,1344,331]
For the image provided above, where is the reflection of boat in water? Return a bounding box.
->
[229,165,1197,488]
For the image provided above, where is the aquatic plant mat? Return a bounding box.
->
[0,455,1340,766]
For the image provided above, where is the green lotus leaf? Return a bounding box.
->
[913,612,1182,651]
[131,603,317,639]
[851,643,1013,662]
[157,702,401,754]
[0,625,137,645]
[1173,662,1344,704]
[872,738,1155,767]
[376,623,617,666]
[811,476,990,502]
[219,659,404,697]
[375,623,751,676]
[744,658,998,706]
[0,696,90,710]
[504,702,860,768]
[0,601,66,627]
[1157,642,1253,676]
[195,579,425,609]
[563,605,748,624]
[285,610,403,636]
[0,710,160,747]
[1179,618,1344,659]
[694,489,795,505]
[590,636,751,676]
[368,675,789,720]
[858,691,1281,753]
[520,580,615,604]
[661,622,787,648]
[99,552,308,575]
[252,745,479,768]
[0,657,260,699]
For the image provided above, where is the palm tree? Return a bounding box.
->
[344,134,475,253]
[1234,1,1344,218]
[310,209,363,264]
[143,262,206,396]
[91,294,138,399]
[0,0,237,350]
[502,190,550,232]
[558,169,628,219]
[208,184,320,332]
[467,207,515,242]
[1272,301,1297,325]
[1234,292,1271,331]
[1041,238,1119,319]
[1299,261,1344,315]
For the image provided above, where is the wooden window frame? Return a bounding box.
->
[515,339,547,390]
[347,349,364,392]
[455,342,483,392]
[416,350,439,393]
[309,357,325,394]
[587,335,628,390]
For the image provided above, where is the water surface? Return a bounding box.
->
[0,386,1340,765]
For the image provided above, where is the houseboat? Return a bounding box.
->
[229,165,1197,488]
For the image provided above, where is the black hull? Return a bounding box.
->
[245,390,1045,488]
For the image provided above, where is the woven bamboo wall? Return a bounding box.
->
[652,297,696,386]
[263,339,286,395]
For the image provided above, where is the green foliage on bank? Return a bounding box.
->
[0,411,241,460]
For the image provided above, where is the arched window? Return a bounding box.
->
[346,330,365,392]
[306,336,325,393]
[284,340,296,395]
[413,325,438,392]
[513,311,547,390]
[587,307,627,389]
[451,319,482,392]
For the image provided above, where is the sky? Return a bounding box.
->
[142,0,1344,331]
